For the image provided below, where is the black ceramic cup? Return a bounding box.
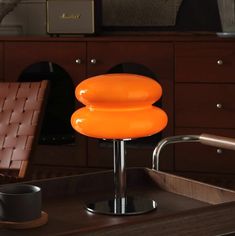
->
[0,184,41,222]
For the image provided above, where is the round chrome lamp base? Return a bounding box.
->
[86,196,157,215]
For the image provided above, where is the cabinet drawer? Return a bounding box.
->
[175,43,235,83]
[175,128,235,173]
[175,84,235,128]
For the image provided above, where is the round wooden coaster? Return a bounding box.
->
[0,211,48,229]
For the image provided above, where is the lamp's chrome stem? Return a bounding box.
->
[86,139,157,215]
[113,140,126,199]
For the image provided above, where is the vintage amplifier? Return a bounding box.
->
[46,0,101,35]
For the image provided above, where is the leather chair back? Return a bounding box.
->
[0,80,48,180]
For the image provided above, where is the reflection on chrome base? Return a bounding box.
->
[86,196,157,215]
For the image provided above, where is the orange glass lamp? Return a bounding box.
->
[71,73,168,215]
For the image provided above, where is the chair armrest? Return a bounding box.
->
[152,134,235,171]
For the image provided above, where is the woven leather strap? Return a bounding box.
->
[0,80,48,178]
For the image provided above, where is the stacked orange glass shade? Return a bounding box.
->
[71,73,168,215]
[71,73,168,140]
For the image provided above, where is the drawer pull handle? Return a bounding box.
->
[217,59,223,65]
[216,148,223,154]
[90,58,97,64]
[216,103,223,109]
[75,58,82,64]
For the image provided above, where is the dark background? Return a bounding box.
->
[102,0,222,32]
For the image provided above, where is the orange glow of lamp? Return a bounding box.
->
[71,73,168,215]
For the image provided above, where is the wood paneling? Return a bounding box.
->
[4,42,86,85]
[175,42,235,83]
[175,84,235,128]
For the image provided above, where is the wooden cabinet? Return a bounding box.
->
[1,35,235,176]
[1,38,174,173]
[175,42,235,174]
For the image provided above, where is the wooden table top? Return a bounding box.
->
[1,168,235,236]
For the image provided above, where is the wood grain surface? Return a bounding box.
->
[1,168,235,235]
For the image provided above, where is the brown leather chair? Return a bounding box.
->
[0,80,49,184]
